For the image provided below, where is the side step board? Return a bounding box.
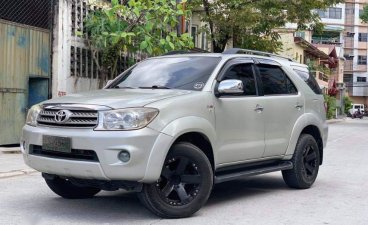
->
[214,161,293,184]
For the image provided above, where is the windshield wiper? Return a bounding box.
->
[139,85,171,89]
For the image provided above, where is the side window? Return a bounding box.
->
[222,63,257,96]
[257,65,297,95]
[294,69,322,95]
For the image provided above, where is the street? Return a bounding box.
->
[1,119,367,225]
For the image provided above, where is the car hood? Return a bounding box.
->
[43,89,193,109]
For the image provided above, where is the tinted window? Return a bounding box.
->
[294,69,322,95]
[112,57,221,91]
[222,64,257,95]
[258,65,297,95]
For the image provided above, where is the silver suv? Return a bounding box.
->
[21,48,328,218]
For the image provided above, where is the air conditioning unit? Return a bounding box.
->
[347,32,355,37]
[344,54,354,59]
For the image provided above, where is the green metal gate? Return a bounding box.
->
[0,20,50,145]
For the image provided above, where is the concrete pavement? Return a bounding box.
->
[0,147,35,178]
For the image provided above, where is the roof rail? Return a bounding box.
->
[222,48,294,62]
[163,48,210,56]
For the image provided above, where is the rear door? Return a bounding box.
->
[255,62,304,157]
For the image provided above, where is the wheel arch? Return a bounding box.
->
[285,113,326,165]
[173,132,215,171]
[300,125,323,165]
[142,117,217,183]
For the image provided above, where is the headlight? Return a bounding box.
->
[95,108,159,131]
[26,105,42,126]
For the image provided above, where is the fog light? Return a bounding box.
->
[118,150,130,163]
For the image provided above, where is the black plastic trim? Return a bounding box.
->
[214,161,293,184]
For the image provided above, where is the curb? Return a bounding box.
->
[327,118,346,124]
[0,147,21,154]
[0,169,37,179]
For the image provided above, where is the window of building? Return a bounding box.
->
[357,77,367,82]
[343,74,353,83]
[317,9,327,18]
[295,31,305,39]
[329,7,342,19]
[191,26,198,47]
[358,55,367,65]
[201,32,207,50]
[316,7,342,19]
[257,65,297,95]
[358,33,368,42]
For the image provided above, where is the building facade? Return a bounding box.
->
[317,1,368,105]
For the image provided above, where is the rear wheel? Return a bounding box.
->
[138,142,213,218]
[282,134,320,189]
[44,175,101,199]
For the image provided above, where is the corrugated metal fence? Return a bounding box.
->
[0,20,50,145]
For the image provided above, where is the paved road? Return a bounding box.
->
[1,119,367,225]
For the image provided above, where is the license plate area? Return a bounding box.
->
[42,135,71,153]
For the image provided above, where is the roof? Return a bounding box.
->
[294,37,329,59]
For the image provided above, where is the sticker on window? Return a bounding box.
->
[194,82,205,89]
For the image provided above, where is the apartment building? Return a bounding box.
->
[317,1,368,105]
[278,29,343,96]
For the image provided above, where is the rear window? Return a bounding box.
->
[294,69,322,95]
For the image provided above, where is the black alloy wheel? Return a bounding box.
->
[282,134,320,189]
[138,142,213,218]
[156,156,202,206]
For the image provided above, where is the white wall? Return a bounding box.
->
[52,0,99,98]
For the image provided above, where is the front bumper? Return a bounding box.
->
[21,125,173,182]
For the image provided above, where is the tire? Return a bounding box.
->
[137,142,213,218]
[282,134,320,189]
[44,175,101,199]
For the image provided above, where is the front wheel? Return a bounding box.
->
[282,134,320,189]
[44,175,101,199]
[137,142,213,218]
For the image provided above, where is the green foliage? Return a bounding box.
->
[344,96,353,114]
[307,60,331,75]
[360,5,368,23]
[194,0,344,53]
[82,0,194,87]
[324,94,337,119]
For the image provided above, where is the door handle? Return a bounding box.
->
[255,104,264,112]
[295,103,303,110]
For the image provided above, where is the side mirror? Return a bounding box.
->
[104,80,114,89]
[217,79,244,96]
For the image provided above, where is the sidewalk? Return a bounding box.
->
[0,147,36,179]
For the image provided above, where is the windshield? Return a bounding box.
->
[110,56,221,91]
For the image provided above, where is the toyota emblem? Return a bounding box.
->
[54,110,72,124]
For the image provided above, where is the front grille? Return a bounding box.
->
[30,145,99,162]
[37,108,98,128]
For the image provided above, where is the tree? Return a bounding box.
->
[360,5,368,23]
[81,0,194,88]
[194,0,344,53]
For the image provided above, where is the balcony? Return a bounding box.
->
[346,82,368,96]
[311,37,342,46]
[312,71,329,89]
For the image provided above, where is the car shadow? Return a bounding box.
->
[14,174,290,223]
[207,174,290,206]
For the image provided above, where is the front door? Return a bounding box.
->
[214,59,265,165]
